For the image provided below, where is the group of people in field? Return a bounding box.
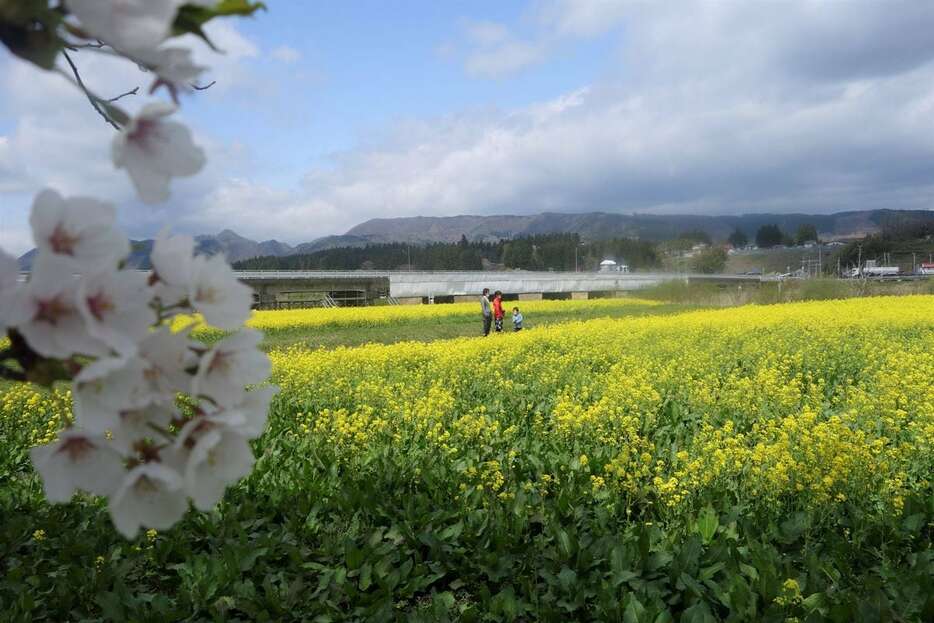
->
[479,288,523,336]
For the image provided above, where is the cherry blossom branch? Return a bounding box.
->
[0,366,26,382]
[107,87,140,103]
[61,49,121,130]
[64,40,108,51]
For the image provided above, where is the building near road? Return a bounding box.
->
[599,259,630,273]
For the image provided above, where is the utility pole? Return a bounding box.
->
[407,244,412,271]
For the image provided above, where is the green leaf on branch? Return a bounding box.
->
[0,0,64,70]
[172,1,267,50]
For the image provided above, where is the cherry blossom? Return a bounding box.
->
[77,269,156,356]
[222,385,279,439]
[150,231,194,306]
[29,189,129,271]
[8,255,106,358]
[110,403,177,455]
[138,47,206,103]
[188,254,254,330]
[112,103,206,204]
[73,356,149,434]
[192,330,270,408]
[29,430,126,502]
[66,0,182,53]
[109,462,188,539]
[137,327,197,399]
[175,417,255,510]
[7,1,277,540]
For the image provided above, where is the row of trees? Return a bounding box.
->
[235,234,661,272]
[235,222,837,274]
[728,223,819,249]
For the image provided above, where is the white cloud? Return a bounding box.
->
[5,2,934,254]
[457,19,546,78]
[270,45,301,64]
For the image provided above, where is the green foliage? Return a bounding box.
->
[690,247,727,274]
[235,234,661,272]
[677,229,712,245]
[172,1,266,50]
[0,0,63,70]
[755,224,785,249]
[0,1,267,73]
[727,228,748,248]
[794,224,819,245]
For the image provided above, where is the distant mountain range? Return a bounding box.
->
[17,209,934,269]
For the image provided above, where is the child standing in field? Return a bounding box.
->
[512,307,523,331]
[492,291,504,332]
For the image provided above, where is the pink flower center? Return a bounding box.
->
[36,295,72,326]
[56,436,94,462]
[208,351,231,375]
[133,474,159,494]
[86,291,114,322]
[49,224,80,255]
[128,119,159,154]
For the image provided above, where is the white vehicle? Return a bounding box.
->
[845,261,901,278]
[862,265,900,277]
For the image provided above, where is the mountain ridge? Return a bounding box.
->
[17,208,933,269]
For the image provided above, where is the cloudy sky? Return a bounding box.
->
[2,1,934,254]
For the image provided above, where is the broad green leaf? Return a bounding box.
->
[358,563,372,591]
[172,1,266,49]
[623,594,646,623]
[695,506,718,544]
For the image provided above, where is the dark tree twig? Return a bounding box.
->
[64,39,108,51]
[191,80,217,91]
[61,49,120,130]
[107,86,140,102]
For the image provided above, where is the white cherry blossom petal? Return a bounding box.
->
[138,46,206,101]
[175,417,254,511]
[223,385,279,439]
[112,103,206,204]
[150,231,194,306]
[29,189,129,271]
[10,255,106,358]
[73,356,149,434]
[66,0,182,53]
[188,254,253,330]
[30,429,126,502]
[77,269,156,356]
[192,329,270,408]
[108,462,187,539]
[138,326,197,398]
[110,403,176,455]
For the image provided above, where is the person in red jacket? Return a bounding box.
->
[492,290,505,332]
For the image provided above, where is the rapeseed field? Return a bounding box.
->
[2,296,933,621]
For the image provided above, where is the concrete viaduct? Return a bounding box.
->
[233,270,764,308]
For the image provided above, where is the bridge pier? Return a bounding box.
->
[518,292,543,301]
[571,291,589,300]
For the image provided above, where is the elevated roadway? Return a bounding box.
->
[232,270,763,306]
